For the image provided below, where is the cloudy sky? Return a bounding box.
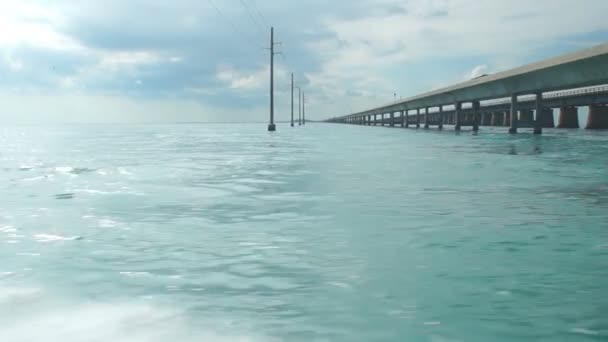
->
[1,0,607,123]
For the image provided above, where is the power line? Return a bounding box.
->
[245,0,270,28]
[206,0,264,51]
[238,0,266,35]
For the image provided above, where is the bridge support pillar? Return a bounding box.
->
[541,108,554,128]
[481,113,490,126]
[557,106,579,128]
[520,109,534,123]
[490,112,499,126]
[473,101,480,132]
[424,107,430,129]
[503,111,511,127]
[405,110,409,128]
[455,102,462,131]
[438,106,444,130]
[390,112,395,127]
[533,93,543,134]
[586,104,608,129]
[509,94,518,134]
[400,110,405,127]
[416,109,420,129]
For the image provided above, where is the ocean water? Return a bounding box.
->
[1,123,607,342]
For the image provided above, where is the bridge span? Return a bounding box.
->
[326,43,608,133]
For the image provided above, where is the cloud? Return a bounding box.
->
[466,65,488,80]
[0,0,607,122]
[303,0,608,115]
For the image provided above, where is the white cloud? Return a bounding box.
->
[0,0,606,122]
[216,64,288,91]
[466,65,488,80]
[0,1,81,51]
[98,51,160,70]
[0,91,264,123]
[305,0,608,115]
[3,54,23,71]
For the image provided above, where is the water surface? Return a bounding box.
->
[1,123,607,341]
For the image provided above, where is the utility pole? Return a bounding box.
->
[267,26,280,132]
[298,88,302,125]
[290,73,294,127]
[303,92,306,125]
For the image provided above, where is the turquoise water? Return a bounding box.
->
[1,123,607,341]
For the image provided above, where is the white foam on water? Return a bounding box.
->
[0,286,264,342]
[98,219,120,228]
[33,234,82,242]
[570,328,599,336]
[118,167,134,175]
[54,166,74,173]
[0,225,16,233]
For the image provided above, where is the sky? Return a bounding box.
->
[0,0,607,123]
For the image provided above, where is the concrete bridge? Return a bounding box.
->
[326,43,608,133]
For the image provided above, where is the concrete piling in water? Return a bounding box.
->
[533,93,543,134]
[455,102,462,131]
[481,113,491,126]
[509,94,518,133]
[416,109,420,129]
[504,111,511,127]
[586,104,608,129]
[557,106,579,128]
[491,112,502,126]
[541,108,555,128]
[473,101,480,132]
[519,109,534,122]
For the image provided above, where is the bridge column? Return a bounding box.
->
[390,112,395,127]
[438,106,444,130]
[520,109,534,123]
[400,110,405,128]
[541,108,555,128]
[455,102,462,131]
[509,94,518,134]
[503,111,511,127]
[473,101,480,132]
[486,113,492,126]
[557,106,579,128]
[586,104,608,129]
[454,102,462,131]
[405,110,409,128]
[533,93,542,134]
[490,112,497,126]
[424,107,430,129]
[416,109,420,128]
